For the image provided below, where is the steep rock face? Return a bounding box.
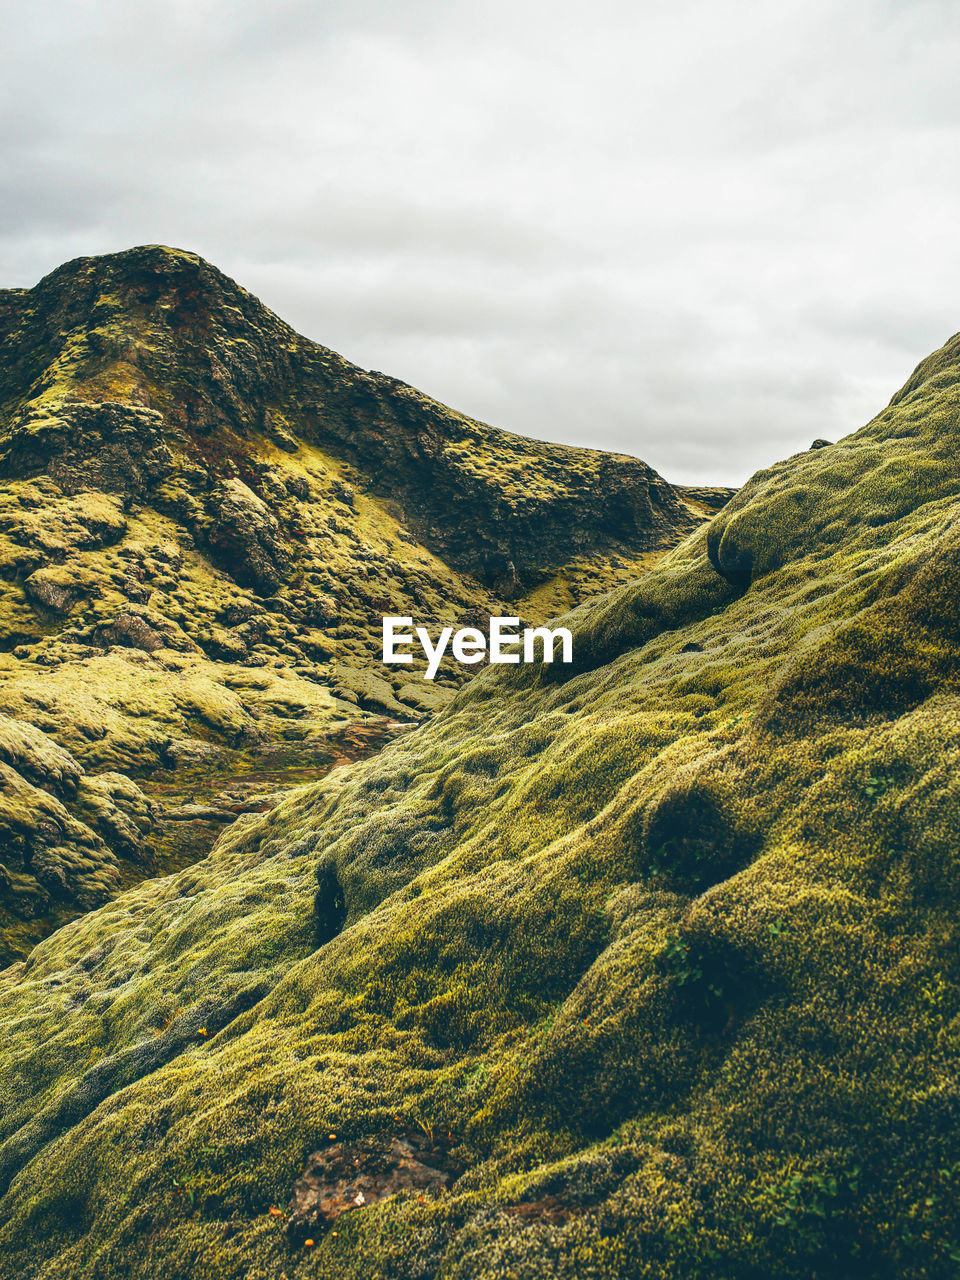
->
[0,337,957,1277]
[205,476,291,593]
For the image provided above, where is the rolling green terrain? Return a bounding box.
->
[0,311,958,1277]
[0,248,718,950]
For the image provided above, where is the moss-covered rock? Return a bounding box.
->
[0,712,155,954]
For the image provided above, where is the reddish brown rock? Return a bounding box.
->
[285,1132,460,1242]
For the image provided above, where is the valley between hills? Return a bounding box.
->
[0,246,958,1279]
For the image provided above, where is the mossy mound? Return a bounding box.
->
[0,712,154,962]
[0,337,958,1276]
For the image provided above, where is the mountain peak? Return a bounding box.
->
[36,243,227,296]
[0,247,712,595]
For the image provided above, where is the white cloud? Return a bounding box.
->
[1,0,957,484]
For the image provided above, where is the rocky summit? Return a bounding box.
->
[0,246,724,956]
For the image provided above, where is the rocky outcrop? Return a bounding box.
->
[88,606,198,653]
[0,403,173,499]
[0,713,153,940]
[205,477,291,593]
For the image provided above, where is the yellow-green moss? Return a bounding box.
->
[2,267,960,1279]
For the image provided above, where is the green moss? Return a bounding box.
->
[2,266,960,1278]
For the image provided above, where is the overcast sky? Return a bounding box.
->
[1,0,958,485]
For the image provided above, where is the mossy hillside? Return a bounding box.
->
[0,451,500,727]
[0,466,424,936]
[0,343,958,1276]
[0,247,712,708]
[704,348,960,589]
[0,247,720,936]
[0,245,706,598]
[0,466,483,768]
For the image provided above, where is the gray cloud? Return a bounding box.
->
[1,0,958,484]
